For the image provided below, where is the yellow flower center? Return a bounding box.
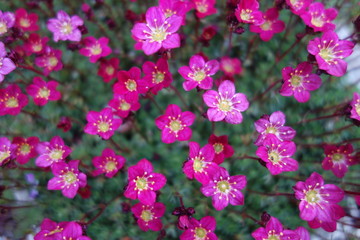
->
[240,9,252,21]
[290,75,302,87]
[217,180,230,193]
[151,28,167,42]
[195,227,207,238]
[311,17,324,28]
[98,122,110,132]
[193,157,204,172]
[169,120,182,132]
[193,71,206,82]
[356,103,360,116]
[39,87,50,99]
[5,97,19,108]
[20,18,30,27]
[268,235,280,240]
[0,21,8,35]
[91,44,102,55]
[332,153,343,162]
[153,71,165,83]
[319,48,334,62]
[20,144,31,155]
[106,66,114,75]
[49,149,64,160]
[196,3,208,13]
[48,57,58,67]
[64,172,77,184]
[261,21,272,31]
[268,151,280,163]
[61,22,73,34]
[136,177,148,190]
[0,150,10,164]
[126,80,137,91]
[120,101,131,111]
[305,189,320,203]
[265,126,277,134]
[105,161,116,171]
[213,143,224,153]
[218,100,232,112]
[141,210,153,222]
[32,43,43,52]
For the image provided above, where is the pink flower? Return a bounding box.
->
[182,142,218,185]
[350,92,360,121]
[293,172,345,232]
[0,137,14,166]
[84,107,122,140]
[47,10,83,42]
[203,80,249,124]
[35,136,72,168]
[142,58,173,95]
[113,67,148,97]
[131,6,182,55]
[155,104,196,144]
[180,216,218,240]
[15,8,39,31]
[61,222,91,240]
[220,57,242,77]
[97,58,119,83]
[300,2,337,32]
[208,134,234,164]
[252,216,299,240]
[108,93,141,118]
[256,135,299,175]
[285,0,313,15]
[12,136,39,165]
[201,167,246,210]
[26,76,61,106]
[0,84,28,116]
[79,36,112,63]
[131,202,166,231]
[0,41,16,82]
[294,226,310,240]
[35,46,63,76]
[250,8,285,41]
[280,62,322,103]
[322,143,358,178]
[0,11,15,36]
[235,0,264,25]
[34,218,67,240]
[23,33,49,56]
[178,54,219,91]
[159,0,193,24]
[192,0,217,19]
[57,116,72,132]
[92,148,126,178]
[124,159,167,205]
[47,160,87,199]
[254,111,296,146]
[307,31,355,77]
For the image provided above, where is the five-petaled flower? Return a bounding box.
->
[235,0,264,25]
[124,159,167,205]
[286,0,312,15]
[23,33,49,56]
[193,0,217,19]
[208,134,234,165]
[350,92,360,121]
[36,136,72,168]
[79,36,112,63]
[131,202,166,232]
[250,8,285,41]
[84,107,122,140]
[97,58,119,83]
[142,58,173,95]
[131,6,182,55]
[47,160,87,199]
[293,172,345,232]
[34,218,67,240]
[0,41,16,83]
[203,80,249,124]
[155,104,196,144]
[108,93,141,118]
[92,148,126,178]
[26,76,61,106]
[0,84,28,116]
[12,136,39,165]
[0,10,15,36]
[252,216,300,240]
[178,54,219,91]
[15,8,39,31]
[180,216,218,240]
[47,10,83,42]
[201,167,246,210]
[35,46,63,76]
[113,66,148,97]
[300,2,337,32]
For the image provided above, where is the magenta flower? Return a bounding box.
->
[97,58,119,83]
[250,8,285,41]
[108,93,141,118]
[0,84,28,116]
[252,216,299,240]
[47,10,83,42]
[350,92,360,121]
[35,136,72,168]
[280,62,322,103]
[180,216,218,240]
[285,0,313,15]
[155,104,196,144]
[208,134,234,164]
[34,218,67,240]
[131,202,166,231]
[201,167,246,210]
[92,148,126,178]
[61,222,91,240]
[113,67,148,97]
[254,111,296,146]
[0,41,16,83]
[79,36,112,63]
[26,77,61,106]
[12,136,39,165]
[178,54,219,91]
[203,80,249,124]
[307,31,355,77]
[23,33,49,56]
[193,0,217,19]
[293,172,345,232]
[35,46,63,76]
[0,137,14,166]
[322,144,358,178]
[131,7,182,55]
[159,0,193,23]
[0,11,15,36]
[300,2,337,32]
[294,226,310,240]
[256,135,299,175]
[235,0,264,25]
[124,159,167,205]
[220,57,242,77]
[142,58,173,95]
[15,8,39,31]
[182,142,218,185]
[48,160,87,199]
[84,107,122,140]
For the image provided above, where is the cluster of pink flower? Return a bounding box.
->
[34,219,90,240]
